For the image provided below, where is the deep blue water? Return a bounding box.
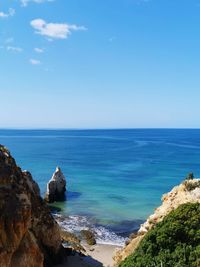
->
[1,129,200,242]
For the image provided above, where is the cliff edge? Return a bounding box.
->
[0,145,64,267]
[114,178,200,265]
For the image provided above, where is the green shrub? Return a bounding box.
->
[185,172,194,180]
[119,203,200,267]
[183,180,200,191]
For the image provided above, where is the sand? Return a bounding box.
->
[54,244,122,267]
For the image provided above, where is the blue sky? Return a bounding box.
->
[1,0,200,128]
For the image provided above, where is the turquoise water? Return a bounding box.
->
[1,129,200,241]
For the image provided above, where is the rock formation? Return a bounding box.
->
[45,167,66,203]
[114,178,200,265]
[80,230,96,246]
[0,145,64,267]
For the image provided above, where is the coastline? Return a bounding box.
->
[1,143,200,267]
[53,211,126,266]
[54,244,122,267]
[53,213,130,247]
[2,128,198,231]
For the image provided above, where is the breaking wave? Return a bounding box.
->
[54,214,127,247]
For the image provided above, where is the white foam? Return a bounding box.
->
[54,214,126,247]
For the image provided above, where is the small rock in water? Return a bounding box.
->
[45,167,66,203]
[80,229,96,246]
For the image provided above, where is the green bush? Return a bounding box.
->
[185,172,194,180]
[184,180,200,191]
[119,203,200,267]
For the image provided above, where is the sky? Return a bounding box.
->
[1,0,200,128]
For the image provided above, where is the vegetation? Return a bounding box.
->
[182,172,200,191]
[185,172,194,180]
[184,180,200,191]
[119,203,200,267]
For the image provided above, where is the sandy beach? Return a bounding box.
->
[55,244,122,267]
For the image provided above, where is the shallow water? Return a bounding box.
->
[1,129,200,244]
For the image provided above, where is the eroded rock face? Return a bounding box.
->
[114,179,200,265]
[45,167,66,203]
[0,145,64,267]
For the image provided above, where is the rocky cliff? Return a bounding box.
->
[114,178,200,265]
[0,145,64,267]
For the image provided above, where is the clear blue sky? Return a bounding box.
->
[1,0,200,128]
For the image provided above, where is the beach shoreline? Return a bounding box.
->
[54,244,122,267]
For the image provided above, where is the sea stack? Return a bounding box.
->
[45,167,66,203]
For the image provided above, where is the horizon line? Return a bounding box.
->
[1,127,200,131]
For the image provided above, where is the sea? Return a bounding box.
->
[1,129,200,246]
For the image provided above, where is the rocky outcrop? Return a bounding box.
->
[0,145,64,267]
[60,230,86,253]
[45,167,66,203]
[114,178,200,265]
[80,230,96,246]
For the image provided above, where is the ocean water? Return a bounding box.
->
[1,129,200,245]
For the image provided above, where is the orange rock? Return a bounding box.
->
[0,145,64,267]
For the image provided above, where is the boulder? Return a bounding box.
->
[60,230,86,253]
[0,145,64,267]
[45,167,66,203]
[80,230,96,246]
